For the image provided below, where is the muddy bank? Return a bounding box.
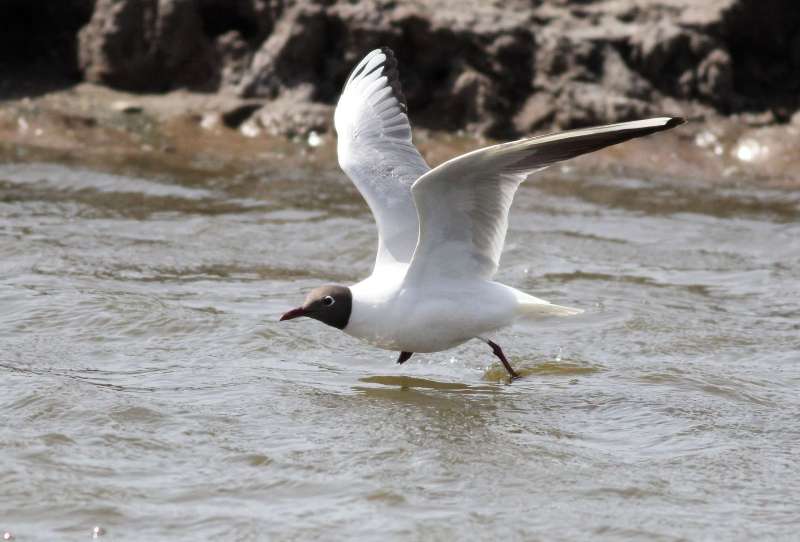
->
[2,0,800,139]
[1,83,798,188]
[1,0,799,186]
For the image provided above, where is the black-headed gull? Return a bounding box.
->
[281,48,684,379]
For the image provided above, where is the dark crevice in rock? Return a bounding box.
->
[197,0,261,41]
[221,103,263,128]
[719,0,800,120]
[0,0,94,98]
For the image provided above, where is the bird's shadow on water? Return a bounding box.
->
[357,374,497,393]
[345,359,601,436]
[353,358,601,396]
[349,375,505,429]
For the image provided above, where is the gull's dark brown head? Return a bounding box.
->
[280,285,352,330]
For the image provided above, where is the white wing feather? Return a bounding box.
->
[406,117,684,282]
[334,48,430,271]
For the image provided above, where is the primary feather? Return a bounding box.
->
[334,48,429,271]
[405,117,684,283]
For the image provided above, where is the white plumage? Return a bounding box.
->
[334,48,429,270]
[290,47,683,377]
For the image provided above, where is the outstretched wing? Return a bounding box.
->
[405,117,685,282]
[335,48,430,271]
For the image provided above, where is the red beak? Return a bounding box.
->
[280,307,306,321]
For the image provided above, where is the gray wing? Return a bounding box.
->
[405,117,685,282]
[334,48,430,271]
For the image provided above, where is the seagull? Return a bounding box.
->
[281,47,684,379]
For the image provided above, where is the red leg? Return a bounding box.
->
[486,340,520,380]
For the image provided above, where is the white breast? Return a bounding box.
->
[345,268,520,353]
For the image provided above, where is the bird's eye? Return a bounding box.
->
[322,296,335,306]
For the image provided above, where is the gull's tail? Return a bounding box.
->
[515,292,584,319]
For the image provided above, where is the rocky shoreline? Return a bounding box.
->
[1,0,798,185]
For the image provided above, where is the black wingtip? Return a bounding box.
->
[378,46,407,113]
[343,47,408,113]
[665,117,686,128]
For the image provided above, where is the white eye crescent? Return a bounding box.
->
[322,296,335,306]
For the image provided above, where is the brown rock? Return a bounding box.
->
[78,0,158,88]
[214,30,253,90]
[627,21,714,98]
[62,0,800,136]
[448,69,498,133]
[236,5,329,99]
[696,49,734,106]
[555,83,653,128]
[78,0,215,91]
[513,93,556,134]
[255,87,334,137]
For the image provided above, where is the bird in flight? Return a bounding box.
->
[281,47,683,379]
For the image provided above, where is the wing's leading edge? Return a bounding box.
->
[406,117,685,282]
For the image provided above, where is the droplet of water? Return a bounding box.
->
[3,532,14,541]
[92,526,106,538]
[555,347,563,362]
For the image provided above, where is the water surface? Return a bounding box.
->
[1,158,799,540]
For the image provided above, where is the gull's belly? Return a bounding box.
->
[345,282,519,353]
[393,306,511,352]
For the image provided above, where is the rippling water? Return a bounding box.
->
[1,157,799,540]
